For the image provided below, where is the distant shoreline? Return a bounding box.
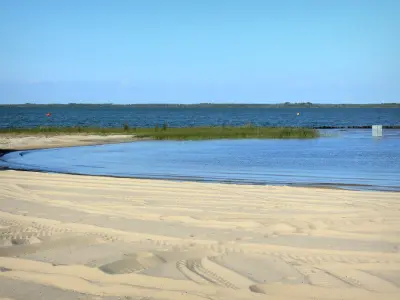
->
[1,103,399,108]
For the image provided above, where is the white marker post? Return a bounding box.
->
[372,125,383,137]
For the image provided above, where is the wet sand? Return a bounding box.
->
[1,170,399,300]
[0,134,140,151]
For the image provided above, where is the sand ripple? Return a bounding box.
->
[1,170,400,299]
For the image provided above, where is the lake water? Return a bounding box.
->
[1,129,399,191]
[1,106,399,128]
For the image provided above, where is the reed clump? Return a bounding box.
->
[0,125,319,140]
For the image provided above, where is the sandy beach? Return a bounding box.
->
[0,134,139,151]
[0,168,399,300]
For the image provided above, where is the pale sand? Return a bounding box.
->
[0,170,399,300]
[0,134,139,150]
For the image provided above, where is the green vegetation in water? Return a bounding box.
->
[0,125,319,140]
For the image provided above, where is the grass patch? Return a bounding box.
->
[0,125,319,140]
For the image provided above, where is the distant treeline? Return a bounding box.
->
[1,102,400,108]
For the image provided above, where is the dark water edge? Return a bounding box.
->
[0,149,15,157]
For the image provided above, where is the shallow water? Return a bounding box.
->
[1,129,399,191]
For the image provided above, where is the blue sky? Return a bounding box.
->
[0,0,399,104]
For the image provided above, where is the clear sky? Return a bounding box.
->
[0,0,399,104]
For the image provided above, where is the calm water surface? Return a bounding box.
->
[1,129,399,191]
[1,106,399,128]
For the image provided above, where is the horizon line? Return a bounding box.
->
[1,102,399,106]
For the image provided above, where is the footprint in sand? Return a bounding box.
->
[11,236,41,245]
[264,223,297,236]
